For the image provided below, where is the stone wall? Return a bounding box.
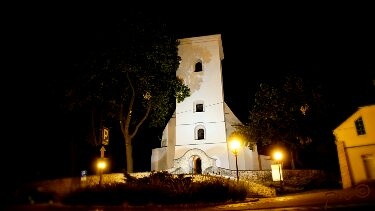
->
[232,169,328,185]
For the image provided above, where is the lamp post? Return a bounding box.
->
[274,151,283,190]
[97,158,107,186]
[230,139,241,182]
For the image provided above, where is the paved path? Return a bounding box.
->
[205,186,375,210]
[4,187,375,210]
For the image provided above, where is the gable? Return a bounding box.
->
[334,105,375,132]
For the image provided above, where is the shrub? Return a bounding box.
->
[62,183,127,205]
[62,171,248,206]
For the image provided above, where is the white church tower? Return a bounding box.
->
[151,34,270,175]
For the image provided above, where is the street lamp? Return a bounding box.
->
[273,151,283,189]
[97,158,107,185]
[229,138,241,182]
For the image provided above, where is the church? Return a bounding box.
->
[151,34,271,175]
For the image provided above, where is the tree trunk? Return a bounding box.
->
[124,134,133,173]
[290,150,296,169]
[121,73,152,173]
[295,151,304,168]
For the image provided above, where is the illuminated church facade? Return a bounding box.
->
[151,34,271,174]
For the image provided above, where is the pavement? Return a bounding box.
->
[4,186,375,210]
[204,186,375,210]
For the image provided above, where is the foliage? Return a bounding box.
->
[266,176,341,195]
[62,171,248,206]
[238,73,325,168]
[8,171,346,206]
[5,188,55,205]
[61,184,127,205]
[63,11,190,172]
[228,130,257,150]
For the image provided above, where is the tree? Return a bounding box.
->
[64,11,190,172]
[238,73,323,169]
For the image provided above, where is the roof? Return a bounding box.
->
[224,101,243,126]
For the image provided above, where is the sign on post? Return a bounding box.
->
[271,164,283,181]
[102,127,109,145]
[100,146,106,158]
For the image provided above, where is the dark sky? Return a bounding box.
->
[4,3,375,182]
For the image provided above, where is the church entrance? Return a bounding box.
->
[190,155,202,174]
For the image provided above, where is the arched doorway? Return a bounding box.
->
[190,155,202,174]
[195,157,202,174]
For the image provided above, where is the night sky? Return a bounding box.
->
[4,3,375,183]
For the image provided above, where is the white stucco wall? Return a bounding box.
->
[175,143,230,169]
[175,121,226,146]
[151,34,268,172]
[175,35,225,130]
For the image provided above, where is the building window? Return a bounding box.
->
[355,117,366,135]
[196,104,204,112]
[195,125,206,140]
[197,129,205,140]
[194,100,205,112]
[195,61,203,72]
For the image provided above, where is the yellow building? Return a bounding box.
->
[333,104,375,189]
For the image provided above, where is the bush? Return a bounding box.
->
[62,183,127,205]
[6,188,55,205]
[62,171,248,206]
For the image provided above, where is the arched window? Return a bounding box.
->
[197,129,205,140]
[195,61,203,72]
[194,125,206,140]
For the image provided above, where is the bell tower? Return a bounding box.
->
[151,34,271,174]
